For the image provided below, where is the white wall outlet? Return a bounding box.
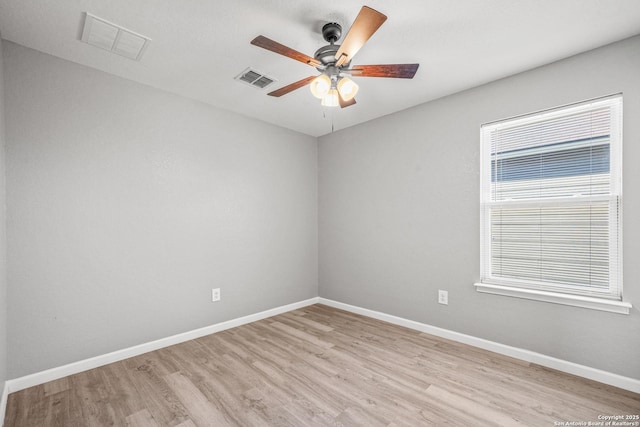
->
[438,290,448,305]
[212,288,220,302]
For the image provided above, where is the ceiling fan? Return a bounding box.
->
[250,5,419,108]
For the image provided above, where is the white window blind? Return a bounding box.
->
[480,95,622,300]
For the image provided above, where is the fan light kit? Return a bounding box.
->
[310,73,359,106]
[250,5,419,108]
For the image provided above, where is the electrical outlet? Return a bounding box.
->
[438,290,448,305]
[212,288,220,302]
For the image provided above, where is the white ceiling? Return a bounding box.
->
[1,0,639,137]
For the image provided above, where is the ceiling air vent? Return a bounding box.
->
[235,68,276,89]
[81,13,151,61]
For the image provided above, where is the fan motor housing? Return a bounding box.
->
[314,44,339,66]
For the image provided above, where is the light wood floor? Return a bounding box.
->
[4,304,640,426]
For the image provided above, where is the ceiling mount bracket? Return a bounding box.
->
[322,22,342,44]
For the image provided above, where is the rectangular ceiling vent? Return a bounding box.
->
[81,13,151,61]
[235,68,276,89]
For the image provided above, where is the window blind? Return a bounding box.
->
[480,95,622,300]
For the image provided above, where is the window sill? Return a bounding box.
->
[474,283,632,315]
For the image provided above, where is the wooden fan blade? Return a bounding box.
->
[268,76,317,97]
[339,94,356,108]
[350,64,419,78]
[335,6,387,67]
[251,35,320,67]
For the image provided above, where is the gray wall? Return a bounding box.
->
[318,35,640,379]
[0,35,7,391]
[3,41,318,378]
[3,34,639,382]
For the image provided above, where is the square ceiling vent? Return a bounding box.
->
[81,13,151,61]
[235,68,276,89]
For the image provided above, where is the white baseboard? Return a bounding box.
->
[5,297,320,395]
[317,297,640,394]
[0,381,8,427]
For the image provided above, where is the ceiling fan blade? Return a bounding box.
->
[267,76,317,97]
[335,6,387,67]
[339,94,356,108]
[251,35,320,67]
[350,64,419,78]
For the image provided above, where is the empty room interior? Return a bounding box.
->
[0,1,640,426]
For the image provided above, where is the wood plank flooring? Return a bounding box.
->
[4,304,640,426]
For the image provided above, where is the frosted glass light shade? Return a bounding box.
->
[321,89,339,107]
[337,77,359,101]
[310,74,331,99]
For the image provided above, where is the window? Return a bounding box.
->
[476,95,630,314]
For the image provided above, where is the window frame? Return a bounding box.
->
[475,95,630,314]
